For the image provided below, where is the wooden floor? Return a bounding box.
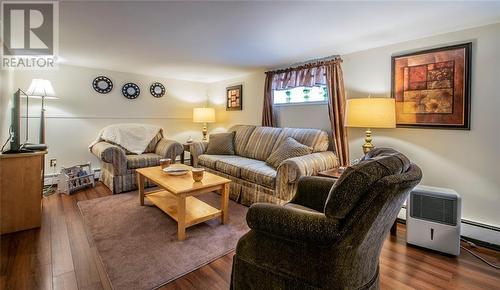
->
[1,182,499,290]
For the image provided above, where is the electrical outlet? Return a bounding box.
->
[49,158,57,167]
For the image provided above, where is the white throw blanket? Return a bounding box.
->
[89,124,162,154]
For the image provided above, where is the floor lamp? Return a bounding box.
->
[25,79,58,145]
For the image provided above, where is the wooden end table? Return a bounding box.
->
[318,168,343,179]
[180,143,193,165]
[136,165,231,240]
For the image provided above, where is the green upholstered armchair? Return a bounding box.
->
[231,148,422,290]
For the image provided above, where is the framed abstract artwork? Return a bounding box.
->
[226,85,243,111]
[391,43,471,129]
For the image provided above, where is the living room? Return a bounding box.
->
[0,1,499,290]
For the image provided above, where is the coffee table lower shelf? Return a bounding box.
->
[146,190,222,232]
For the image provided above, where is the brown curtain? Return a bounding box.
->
[262,57,350,165]
[326,61,349,166]
[262,72,276,127]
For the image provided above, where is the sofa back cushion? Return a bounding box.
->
[242,127,283,161]
[324,149,410,219]
[228,125,256,156]
[272,128,329,153]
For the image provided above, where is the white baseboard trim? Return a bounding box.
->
[398,208,500,247]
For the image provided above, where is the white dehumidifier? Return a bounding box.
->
[406,185,461,255]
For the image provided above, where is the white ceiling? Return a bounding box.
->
[58,1,500,83]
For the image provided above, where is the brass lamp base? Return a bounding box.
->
[202,123,208,141]
[362,128,374,154]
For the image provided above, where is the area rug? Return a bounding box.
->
[78,191,249,290]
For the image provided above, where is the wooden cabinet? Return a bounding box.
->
[0,151,46,234]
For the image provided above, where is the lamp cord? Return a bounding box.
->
[1,127,13,152]
[460,238,500,270]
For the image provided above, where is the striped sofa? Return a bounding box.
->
[190,125,339,206]
[90,130,183,194]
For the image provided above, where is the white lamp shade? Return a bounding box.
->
[25,79,57,99]
[345,98,396,128]
[193,107,216,123]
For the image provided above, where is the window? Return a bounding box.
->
[273,85,328,105]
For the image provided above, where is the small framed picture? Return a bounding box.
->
[226,85,243,111]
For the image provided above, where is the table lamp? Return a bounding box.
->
[193,107,215,141]
[25,79,58,144]
[345,97,395,154]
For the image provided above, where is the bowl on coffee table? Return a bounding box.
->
[162,165,189,176]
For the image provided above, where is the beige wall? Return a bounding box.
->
[208,23,500,227]
[344,23,500,227]
[207,70,265,131]
[4,64,209,173]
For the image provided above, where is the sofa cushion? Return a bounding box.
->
[241,162,277,188]
[126,153,162,169]
[198,154,222,169]
[206,132,235,155]
[325,151,410,219]
[229,125,256,156]
[272,127,329,153]
[144,132,163,153]
[242,127,282,161]
[266,137,313,168]
[216,156,261,177]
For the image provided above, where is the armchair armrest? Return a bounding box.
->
[90,142,127,175]
[190,141,208,167]
[155,138,183,160]
[246,203,340,244]
[289,176,336,212]
[275,151,338,202]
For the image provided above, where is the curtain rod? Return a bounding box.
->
[266,54,342,74]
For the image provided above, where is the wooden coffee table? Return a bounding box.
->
[136,165,231,240]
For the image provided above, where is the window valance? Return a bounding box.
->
[266,58,342,90]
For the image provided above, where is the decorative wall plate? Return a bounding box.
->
[92,76,113,94]
[122,83,140,99]
[150,82,165,98]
